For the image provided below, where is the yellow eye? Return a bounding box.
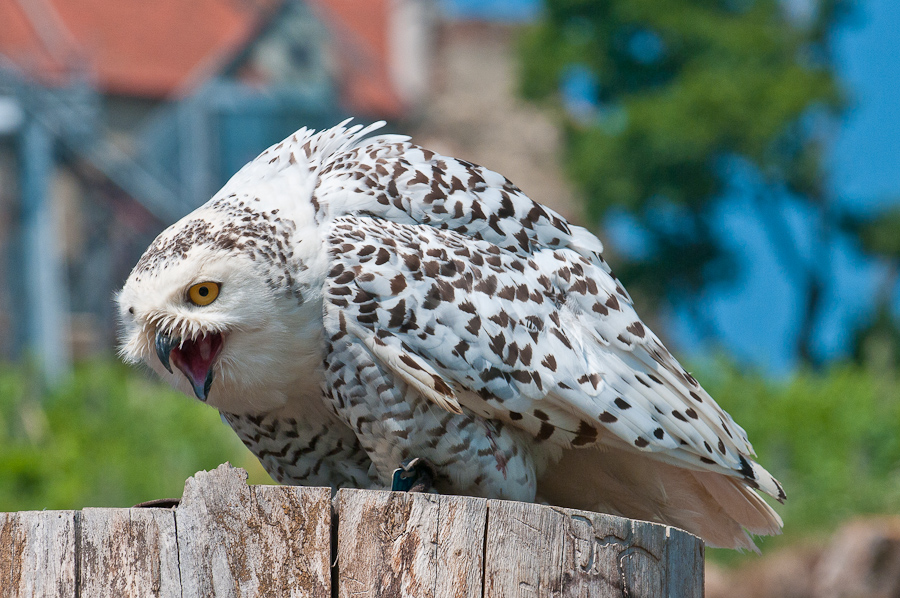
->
[188,282,220,306]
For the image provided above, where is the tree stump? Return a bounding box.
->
[0,464,703,597]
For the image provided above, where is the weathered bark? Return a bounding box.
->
[79,508,180,598]
[175,466,331,598]
[0,510,77,598]
[483,499,703,598]
[336,489,487,598]
[0,464,703,597]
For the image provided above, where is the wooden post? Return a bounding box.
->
[335,489,488,598]
[0,464,703,597]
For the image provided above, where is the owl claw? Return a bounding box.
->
[391,457,435,493]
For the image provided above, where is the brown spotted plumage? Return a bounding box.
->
[118,120,784,551]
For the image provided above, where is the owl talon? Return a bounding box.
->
[391,457,435,493]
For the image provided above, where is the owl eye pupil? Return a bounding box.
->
[188,281,219,306]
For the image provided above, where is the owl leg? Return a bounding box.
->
[391,457,435,492]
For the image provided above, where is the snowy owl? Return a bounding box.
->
[118,120,784,550]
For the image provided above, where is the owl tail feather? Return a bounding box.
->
[537,446,782,551]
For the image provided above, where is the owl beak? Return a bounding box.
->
[154,329,223,402]
[155,330,178,374]
[172,332,223,402]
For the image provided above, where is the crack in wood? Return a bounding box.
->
[72,511,82,598]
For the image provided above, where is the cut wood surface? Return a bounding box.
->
[79,507,180,598]
[336,489,488,598]
[0,464,704,597]
[483,499,704,598]
[176,467,331,598]
[0,510,76,598]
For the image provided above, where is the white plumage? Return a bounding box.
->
[118,120,784,550]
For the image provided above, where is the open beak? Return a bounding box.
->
[154,329,223,402]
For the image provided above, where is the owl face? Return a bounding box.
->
[118,244,262,394]
[117,236,324,415]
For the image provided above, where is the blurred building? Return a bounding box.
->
[0,0,571,383]
[409,21,576,221]
[0,0,436,381]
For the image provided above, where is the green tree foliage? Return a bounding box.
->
[845,206,900,368]
[0,360,271,511]
[519,0,850,363]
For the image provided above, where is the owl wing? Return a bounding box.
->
[322,213,785,504]
[314,135,605,263]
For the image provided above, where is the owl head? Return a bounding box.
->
[117,189,327,416]
[118,120,397,413]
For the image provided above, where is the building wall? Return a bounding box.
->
[409,21,579,223]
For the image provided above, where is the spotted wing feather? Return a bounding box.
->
[323,213,783,502]
[341,314,463,415]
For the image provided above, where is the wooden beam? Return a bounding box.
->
[0,465,703,597]
[0,510,77,596]
[335,489,487,598]
[175,465,331,598]
[78,508,180,598]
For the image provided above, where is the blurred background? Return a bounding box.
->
[0,0,898,593]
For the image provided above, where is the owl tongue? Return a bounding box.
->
[171,333,223,402]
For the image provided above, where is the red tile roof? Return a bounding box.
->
[309,0,403,118]
[0,0,279,97]
[0,0,406,116]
